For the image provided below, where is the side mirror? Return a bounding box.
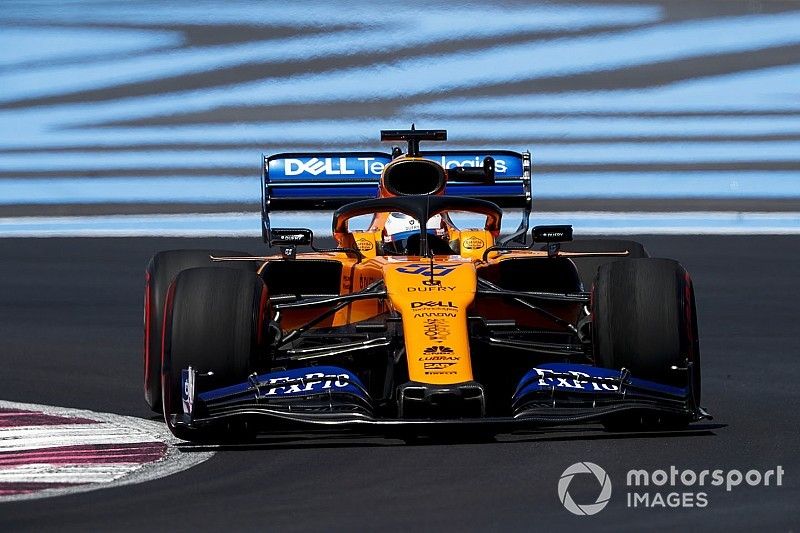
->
[532,225,572,257]
[269,228,313,259]
[532,224,573,245]
[447,156,495,183]
[269,228,312,246]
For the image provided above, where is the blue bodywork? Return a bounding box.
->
[260,149,531,243]
[178,362,698,428]
[513,362,688,404]
[182,366,372,418]
[196,366,367,402]
[266,151,524,181]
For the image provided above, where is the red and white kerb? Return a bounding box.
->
[0,401,213,502]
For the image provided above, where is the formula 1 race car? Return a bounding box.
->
[143,128,707,441]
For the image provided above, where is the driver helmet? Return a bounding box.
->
[382,212,446,255]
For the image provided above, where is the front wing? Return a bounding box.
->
[174,363,708,433]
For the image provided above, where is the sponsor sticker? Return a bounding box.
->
[534,367,619,392]
[262,372,352,396]
[407,285,456,292]
[423,346,455,354]
[423,318,450,343]
[279,157,388,177]
[462,236,485,250]
[420,346,459,372]
[433,155,511,174]
[355,239,374,252]
[424,362,457,371]
[269,153,523,180]
[411,301,457,309]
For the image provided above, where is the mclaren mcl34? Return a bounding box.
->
[143,128,707,441]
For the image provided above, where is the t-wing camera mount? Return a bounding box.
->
[381,124,447,156]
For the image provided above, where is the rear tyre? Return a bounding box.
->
[558,239,648,290]
[144,249,254,412]
[161,267,267,441]
[592,258,701,430]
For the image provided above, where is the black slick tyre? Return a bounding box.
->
[161,267,267,441]
[143,249,254,412]
[592,258,701,429]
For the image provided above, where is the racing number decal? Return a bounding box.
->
[396,263,459,277]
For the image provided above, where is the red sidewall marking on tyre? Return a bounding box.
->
[143,269,152,396]
[0,400,213,502]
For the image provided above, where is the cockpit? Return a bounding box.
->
[381,212,456,256]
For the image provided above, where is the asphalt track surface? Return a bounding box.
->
[0,236,798,531]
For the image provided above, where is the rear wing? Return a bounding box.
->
[261,150,531,243]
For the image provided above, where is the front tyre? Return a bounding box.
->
[161,267,267,441]
[143,249,254,412]
[592,258,701,430]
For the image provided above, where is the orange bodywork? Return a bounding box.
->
[245,153,604,386]
[254,245,594,385]
[383,260,476,384]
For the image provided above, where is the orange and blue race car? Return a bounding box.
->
[142,128,708,441]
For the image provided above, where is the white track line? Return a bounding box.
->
[3,173,800,204]
[1,211,799,237]
[0,464,142,484]
[0,425,164,452]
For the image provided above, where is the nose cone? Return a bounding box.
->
[383,261,477,385]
